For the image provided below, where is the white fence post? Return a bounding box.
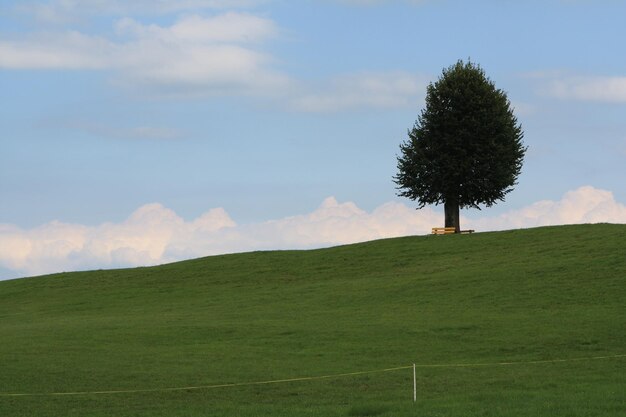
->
[413,363,416,402]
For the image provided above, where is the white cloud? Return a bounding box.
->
[334,0,427,5]
[464,186,626,231]
[0,203,236,277]
[60,122,186,140]
[0,31,114,70]
[114,13,275,44]
[15,0,266,23]
[510,100,536,117]
[1,186,624,280]
[533,73,626,103]
[291,71,427,112]
[2,10,423,108]
[0,13,289,96]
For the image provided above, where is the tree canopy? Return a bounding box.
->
[394,60,526,232]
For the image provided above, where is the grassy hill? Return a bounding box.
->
[0,224,624,417]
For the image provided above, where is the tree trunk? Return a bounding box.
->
[444,200,460,233]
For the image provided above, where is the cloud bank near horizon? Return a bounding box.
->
[1,185,625,280]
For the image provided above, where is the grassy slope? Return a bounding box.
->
[0,224,624,417]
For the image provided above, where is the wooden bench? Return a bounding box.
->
[432,227,456,235]
[431,227,475,235]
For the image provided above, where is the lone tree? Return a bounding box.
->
[394,60,526,233]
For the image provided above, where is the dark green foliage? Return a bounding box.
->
[0,224,624,416]
[395,60,525,212]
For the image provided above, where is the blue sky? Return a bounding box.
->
[1,0,625,279]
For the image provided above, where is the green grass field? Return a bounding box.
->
[1,224,624,416]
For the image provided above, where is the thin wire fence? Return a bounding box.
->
[2,353,624,397]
